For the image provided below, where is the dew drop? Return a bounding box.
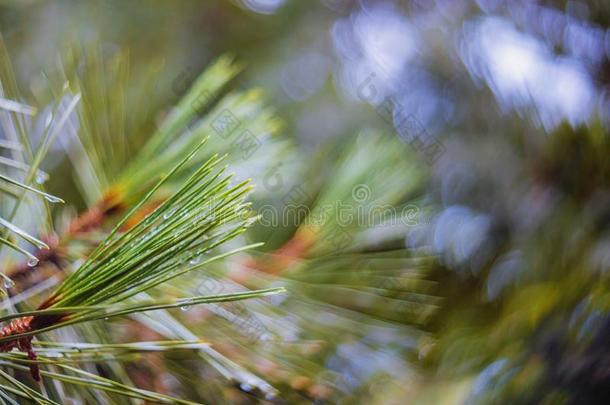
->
[240,383,252,393]
[180,306,190,312]
[27,257,39,267]
[189,256,201,265]
[44,195,63,204]
[3,278,15,289]
[163,208,177,220]
[35,172,47,184]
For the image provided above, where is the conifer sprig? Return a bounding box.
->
[0,41,284,401]
[5,136,261,311]
[0,135,283,389]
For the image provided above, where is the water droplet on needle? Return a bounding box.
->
[3,278,15,289]
[35,172,47,184]
[44,195,63,204]
[163,208,177,220]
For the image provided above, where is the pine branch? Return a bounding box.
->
[2,51,279,288]
[0,42,284,402]
[0,137,283,384]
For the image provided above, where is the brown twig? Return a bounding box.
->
[0,316,38,380]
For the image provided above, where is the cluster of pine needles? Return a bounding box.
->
[0,40,289,404]
[0,36,439,403]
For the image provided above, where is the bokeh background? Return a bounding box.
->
[1,0,610,403]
